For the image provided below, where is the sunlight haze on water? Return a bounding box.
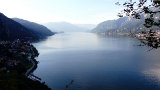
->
[34,32,160,90]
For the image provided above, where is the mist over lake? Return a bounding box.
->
[33,32,160,90]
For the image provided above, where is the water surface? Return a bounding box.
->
[34,32,160,90]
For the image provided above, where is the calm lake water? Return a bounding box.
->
[34,32,160,90]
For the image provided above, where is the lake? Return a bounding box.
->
[33,32,160,90]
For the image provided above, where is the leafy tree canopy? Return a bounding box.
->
[117,0,160,49]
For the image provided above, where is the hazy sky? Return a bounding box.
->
[0,0,124,24]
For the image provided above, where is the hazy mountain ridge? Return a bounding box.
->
[0,13,39,41]
[43,22,95,32]
[12,18,54,38]
[92,17,145,33]
[0,12,54,41]
[76,24,96,30]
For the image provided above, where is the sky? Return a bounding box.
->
[0,0,125,24]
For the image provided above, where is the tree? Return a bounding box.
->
[117,0,160,49]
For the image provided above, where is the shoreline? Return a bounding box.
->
[25,58,36,76]
[0,40,51,90]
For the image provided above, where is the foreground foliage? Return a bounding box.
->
[117,0,160,49]
[0,72,51,90]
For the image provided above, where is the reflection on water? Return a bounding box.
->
[34,32,160,90]
[65,80,75,90]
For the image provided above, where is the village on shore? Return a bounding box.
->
[0,39,51,90]
[96,30,160,39]
[0,39,39,78]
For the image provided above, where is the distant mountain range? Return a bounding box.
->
[92,16,146,34]
[75,24,96,30]
[0,12,54,41]
[43,22,96,32]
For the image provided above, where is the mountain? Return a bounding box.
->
[43,22,91,32]
[0,13,40,41]
[92,17,145,34]
[12,18,54,39]
[75,24,96,30]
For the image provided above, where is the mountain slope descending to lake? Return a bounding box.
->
[92,17,145,34]
[0,13,40,41]
[12,18,55,39]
